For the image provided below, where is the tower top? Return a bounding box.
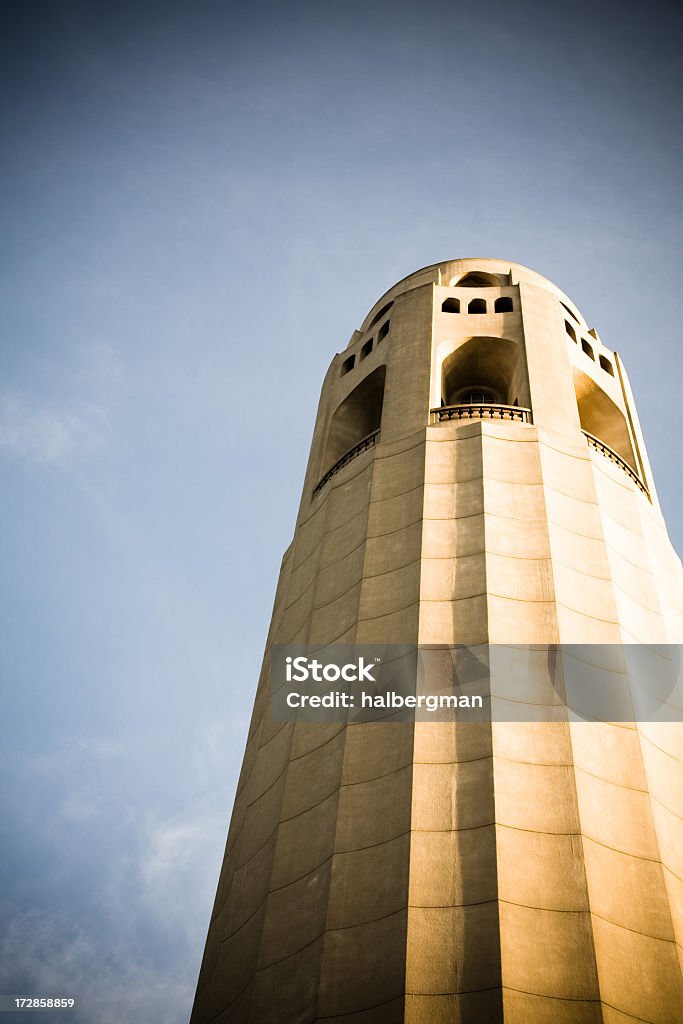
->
[360,257,586,334]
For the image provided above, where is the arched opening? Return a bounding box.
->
[324,366,386,470]
[378,321,390,342]
[581,339,595,360]
[361,338,373,360]
[442,298,460,314]
[453,271,509,287]
[565,321,577,342]
[573,368,636,470]
[441,337,523,407]
[494,297,513,313]
[341,354,355,376]
[468,298,487,314]
[368,301,393,329]
[599,355,614,376]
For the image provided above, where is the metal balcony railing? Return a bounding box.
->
[431,403,532,424]
[583,431,650,499]
[312,430,380,496]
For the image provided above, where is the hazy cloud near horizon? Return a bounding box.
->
[1,1,681,1020]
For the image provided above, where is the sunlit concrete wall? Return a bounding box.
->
[192,259,683,1024]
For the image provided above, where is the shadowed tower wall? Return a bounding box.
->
[192,259,683,1024]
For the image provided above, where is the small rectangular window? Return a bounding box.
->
[341,355,356,376]
[361,339,373,360]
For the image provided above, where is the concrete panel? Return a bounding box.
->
[335,766,413,852]
[340,722,413,786]
[421,513,485,559]
[573,771,661,860]
[317,910,408,1017]
[484,512,553,560]
[280,726,346,821]
[537,446,597,503]
[424,436,484,485]
[356,601,420,643]
[420,553,486,601]
[499,902,599,999]
[230,770,288,869]
[569,722,647,789]
[486,552,555,603]
[258,859,333,967]
[312,545,366,608]
[544,488,603,539]
[358,561,421,620]
[362,521,423,576]
[211,831,277,939]
[591,916,683,1024]
[309,582,362,643]
[486,594,559,644]
[412,758,494,832]
[409,825,497,907]
[493,761,580,833]
[496,828,589,911]
[419,595,488,646]
[406,903,501,994]
[422,479,484,520]
[249,935,325,1024]
[366,485,425,535]
[270,792,340,889]
[582,837,675,939]
[326,833,411,929]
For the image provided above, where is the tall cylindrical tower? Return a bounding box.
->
[192,260,683,1024]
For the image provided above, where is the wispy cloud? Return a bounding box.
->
[0,394,105,466]
[0,342,121,469]
[0,724,235,1022]
[0,909,191,1024]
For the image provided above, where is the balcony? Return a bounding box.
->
[313,430,380,496]
[430,403,532,424]
[583,430,650,499]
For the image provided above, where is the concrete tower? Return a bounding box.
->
[192,260,683,1024]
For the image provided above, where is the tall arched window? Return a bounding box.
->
[582,339,595,360]
[323,366,386,471]
[565,321,577,342]
[468,298,487,314]
[574,367,636,470]
[440,337,523,407]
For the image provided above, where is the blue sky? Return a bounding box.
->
[1,1,681,1020]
